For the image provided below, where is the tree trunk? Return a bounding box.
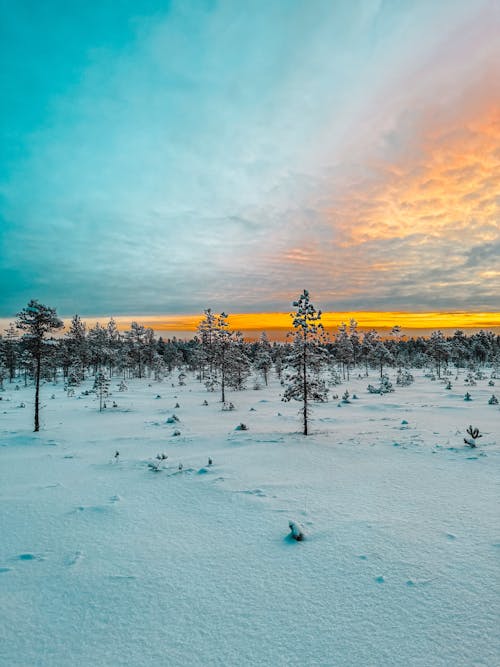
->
[302,340,308,436]
[34,352,41,432]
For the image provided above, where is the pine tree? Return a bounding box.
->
[65,314,88,378]
[2,323,19,382]
[369,341,394,378]
[254,332,273,386]
[282,290,328,436]
[226,332,251,390]
[335,322,354,380]
[16,300,63,431]
[427,330,450,378]
[94,371,110,412]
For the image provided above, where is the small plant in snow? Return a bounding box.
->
[464,426,482,448]
[396,369,414,386]
[174,402,180,408]
[445,380,452,390]
[173,429,181,436]
[488,394,498,405]
[202,399,208,406]
[208,457,213,465]
[118,380,128,392]
[342,390,350,403]
[488,380,495,387]
[464,392,472,401]
[235,422,248,431]
[288,520,305,541]
[166,414,180,423]
[222,401,235,411]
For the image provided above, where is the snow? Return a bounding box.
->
[1,371,499,666]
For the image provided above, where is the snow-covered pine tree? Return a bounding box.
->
[2,323,19,382]
[16,300,63,431]
[212,312,236,403]
[65,315,88,379]
[369,340,394,378]
[254,332,273,386]
[360,329,378,377]
[152,353,166,381]
[226,332,251,390]
[335,322,354,380]
[427,330,451,379]
[282,290,328,436]
[197,308,217,378]
[93,371,110,412]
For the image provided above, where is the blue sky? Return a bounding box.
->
[1,0,499,317]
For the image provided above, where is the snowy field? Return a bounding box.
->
[1,371,499,666]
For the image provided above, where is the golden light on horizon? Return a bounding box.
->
[59,311,500,337]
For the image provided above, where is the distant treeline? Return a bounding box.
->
[1,301,499,388]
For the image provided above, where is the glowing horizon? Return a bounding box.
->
[3,311,496,339]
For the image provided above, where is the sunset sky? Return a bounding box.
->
[1,0,499,325]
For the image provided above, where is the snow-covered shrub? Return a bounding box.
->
[288,520,305,541]
[488,394,498,405]
[464,373,477,386]
[488,380,495,387]
[342,390,350,403]
[464,426,482,448]
[166,414,180,423]
[445,381,452,390]
[222,401,235,411]
[118,380,128,392]
[329,370,342,386]
[235,423,248,431]
[464,392,472,401]
[396,369,414,386]
[367,375,394,394]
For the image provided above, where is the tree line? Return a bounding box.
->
[1,296,499,433]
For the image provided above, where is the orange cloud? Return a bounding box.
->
[330,103,500,247]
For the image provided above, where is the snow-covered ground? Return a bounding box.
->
[1,371,499,666]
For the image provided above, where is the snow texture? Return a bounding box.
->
[0,371,499,666]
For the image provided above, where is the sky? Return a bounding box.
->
[1,0,499,321]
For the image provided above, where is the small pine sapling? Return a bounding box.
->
[464,425,482,448]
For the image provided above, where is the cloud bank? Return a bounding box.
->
[1,0,498,316]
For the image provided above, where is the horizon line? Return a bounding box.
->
[3,311,500,335]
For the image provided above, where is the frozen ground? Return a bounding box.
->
[1,371,499,666]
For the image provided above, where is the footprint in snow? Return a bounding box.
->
[66,551,84,567]
[374,575,385,583]
[17,553,43,562]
